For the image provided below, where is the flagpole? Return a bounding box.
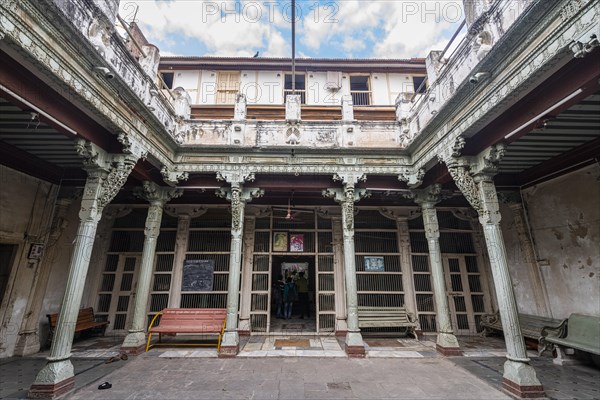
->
[291,0,296,93]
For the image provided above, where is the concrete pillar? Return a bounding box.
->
[323,174,369,357]
[215,175,263,357]
[29,151,137,398]
[121,183,182,355]
[238,215,256,335]
[419,202,461,355]
[331,216,348,335]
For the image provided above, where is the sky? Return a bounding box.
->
[118,0,466,59]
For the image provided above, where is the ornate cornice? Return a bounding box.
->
[161,166,189,187]
[323,187,370,232]
[215,186,264,232]
[398,167,425,188]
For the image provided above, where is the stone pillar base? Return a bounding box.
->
[238,330,250,337]
[345,344,366,358]
[502,379,545,398]
[335,330,347,337]
[436,344,462,356]
[14,332,42,357]
[218,345,239,357]
[415,329,424,339]
[120,344,146,355]
[28,377,74,399]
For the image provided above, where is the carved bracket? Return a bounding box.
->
[161,165,189,187]
[134,181,183,206]
[398,167,425,188]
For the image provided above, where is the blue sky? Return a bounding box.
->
[119,1,466,59]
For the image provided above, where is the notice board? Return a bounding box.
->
[181,259,214,292]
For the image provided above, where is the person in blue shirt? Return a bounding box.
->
[283,277,297,319]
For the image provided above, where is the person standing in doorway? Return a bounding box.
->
[273,274,285,319]
[296,271,309,319]
[283,277,296,319]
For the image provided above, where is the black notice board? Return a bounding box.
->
[181,259,214,292]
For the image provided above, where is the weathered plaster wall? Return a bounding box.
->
[500,202,540,315]
[0,166,58,357]
[522,166,599,319]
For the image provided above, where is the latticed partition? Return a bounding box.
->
[251,226,271,332]
[317,230,335,332]
[354,210,404,334]
[408,210,489,334]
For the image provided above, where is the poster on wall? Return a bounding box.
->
[181,259,214,291]
[364,256,385,272]
[281,262,308,280]
[289,234,304,252]
[273,232,288,252]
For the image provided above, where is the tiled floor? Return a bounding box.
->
[2,334,598,399]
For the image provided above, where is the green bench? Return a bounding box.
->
[539,313,600,365]
[358,306,418,339]
[480,312,563,348]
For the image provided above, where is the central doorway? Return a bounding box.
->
[271,255,316,333]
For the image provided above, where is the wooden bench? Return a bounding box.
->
[539,313,600,362]
[480,312,562,347]
[145,308,227,352]
[358,306,418,339]
[46,307,108,345]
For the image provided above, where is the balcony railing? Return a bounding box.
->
[284,90,306,104]
[351,91,371,106]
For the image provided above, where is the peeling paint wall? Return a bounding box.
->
[0,166,59,357]
[505,165,600,319]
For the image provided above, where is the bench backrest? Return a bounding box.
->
[48,307,96,328]
[158,308,227,327]
[566,313,600,345]
[358,306,413,322]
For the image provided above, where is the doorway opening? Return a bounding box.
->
[271,255,316,334]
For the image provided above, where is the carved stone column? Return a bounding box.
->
[331,216,348,335]
[121,182,182,355]
[238,214,256,335]
[14,192,79,357]
[323,173,369,357]
[30,140,139,399]
[216,172,263,356]
[443,141,544,398]
[410,185,461,355]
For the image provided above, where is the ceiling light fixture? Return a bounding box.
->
[504,88,583,139]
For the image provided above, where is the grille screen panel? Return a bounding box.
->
[419,315,437,332]
[104,255,119,272]
[354,210,397,229]
[152,274,171,292]
[318,255,334,272]
[253,255,270,272]
[254,232,270,252]
[109,231,144,252]
[120,273,134,291]
[354,232,398,253]
[117,296,129,312]
[155,254,174,272]
[318,274,334,291]
[439,233,475,253]
[318,232,333,253]
[357,274,402,292]
[319,294,335,311]
[150,294,168,312]
[97,294,111,313]
[113,314,127,330]
[156,231,176,252]
[180,294,227,308]
[319,314,335,332]
[188,231,231,252]
[251,294,268,311]
[413,274,432,292]
[251,314,267,332]
[416,294,434,312]
[100,274,115,292]
[358,294,403,307]
[252,274,269,291]
[189,209,231,228]
[113,209,147,228]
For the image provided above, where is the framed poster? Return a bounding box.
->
[181,259,214,291]
[364,256,384,272]
[273,232,288,252]
[289,234,304,252]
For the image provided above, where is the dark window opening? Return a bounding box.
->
[284,74,306,104]
[413,76,427,94]
[160,72,174,90]
[350,76,371,105]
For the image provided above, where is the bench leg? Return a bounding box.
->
[145,332,153,352]
[553,346,584,366]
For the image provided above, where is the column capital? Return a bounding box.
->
[216,186,264,232]
[405,184,443,207]
[134,181,183,206]
[75,139,139,221]
[333,172,366,187]
[216,170,255,186]
[398,167,425,188]
[161,165,189,187]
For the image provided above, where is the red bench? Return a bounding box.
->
[145,308,227,352]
